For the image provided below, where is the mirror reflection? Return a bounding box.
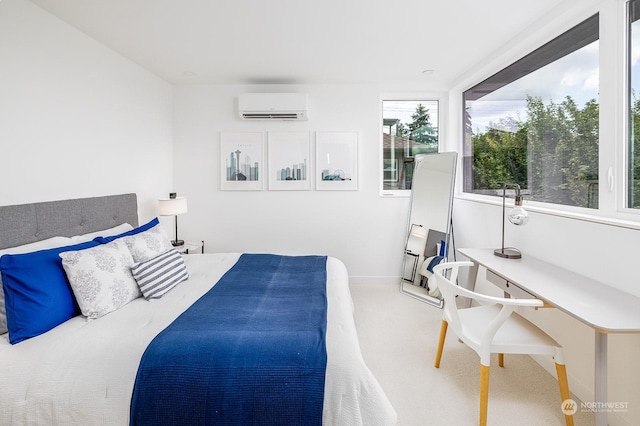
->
[400,152,457,307]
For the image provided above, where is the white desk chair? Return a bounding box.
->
[431,261,573,426]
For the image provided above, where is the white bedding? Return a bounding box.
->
[0,253,396,426]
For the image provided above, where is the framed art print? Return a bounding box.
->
[220,132,264,190]
[268,132,311,190]
[315,131,358,190]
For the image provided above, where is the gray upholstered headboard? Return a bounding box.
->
[0,193,139,250]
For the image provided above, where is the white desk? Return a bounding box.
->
[459,247,640,426]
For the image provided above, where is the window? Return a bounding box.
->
[629,1,640,208]
[382,100,439,191]
[463,15,599,209]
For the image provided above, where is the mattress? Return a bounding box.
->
[0,253,397,426]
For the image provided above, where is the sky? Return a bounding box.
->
[382,100,439,134]
[467,40,600,133]
[385,21,640,137]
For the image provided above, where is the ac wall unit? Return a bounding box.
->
[238,93,309,121]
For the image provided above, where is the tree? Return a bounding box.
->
[402,104,438,155]
[630,91,640,207]
[472,116,528,190]
[470,95,599,208]
[526,95,598,207]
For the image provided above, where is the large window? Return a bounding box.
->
[629,1,640,208]
[463,15,599,209]
[382,100,439,191]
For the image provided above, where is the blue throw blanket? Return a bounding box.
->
[130,254,328,426]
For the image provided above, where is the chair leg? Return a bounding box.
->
[434,320,448,368]
[498,353,504,367]
[480,364,490,426]
[555,363,574,426]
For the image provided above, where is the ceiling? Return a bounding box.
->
[29,0,577,87]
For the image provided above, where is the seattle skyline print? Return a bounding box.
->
[226,148,260,181]
[275,158,307,181]
[268,132,312,190]
[220,132,264,190]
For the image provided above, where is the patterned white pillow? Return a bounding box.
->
[69,223,134,243]
[131,249,189,300]
[121,226,174,263]
[60,239,141,320]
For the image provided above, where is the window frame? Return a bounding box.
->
[462,13,600,207]
[454,1,640,229]
[625,0,640,212]
[380,93,448,198]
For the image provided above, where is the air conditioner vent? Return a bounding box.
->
[242,113,302,120]
[238,93,309,121]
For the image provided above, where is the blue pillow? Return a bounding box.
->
[0,240,100,344]
[93,217,159,244]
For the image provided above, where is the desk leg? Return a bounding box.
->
[460,261,479,308]
[594,331,607,426]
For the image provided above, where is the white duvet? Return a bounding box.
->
[0,254,396,426]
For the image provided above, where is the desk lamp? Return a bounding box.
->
[494,183,528,259]
[158,193,188,246]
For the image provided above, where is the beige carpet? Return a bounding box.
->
[350,282,595,426]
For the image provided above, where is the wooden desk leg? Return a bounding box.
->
[594,331,607,426]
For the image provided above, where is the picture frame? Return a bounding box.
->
[267,132,312,190]
[315,131,358,190]
[220,132,264,190]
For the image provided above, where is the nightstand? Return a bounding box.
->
[174,240,204,254]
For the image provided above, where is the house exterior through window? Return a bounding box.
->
[382,100,439,192]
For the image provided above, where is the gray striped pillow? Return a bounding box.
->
[130,249,189,300]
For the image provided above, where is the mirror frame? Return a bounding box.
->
[400,152,457,308]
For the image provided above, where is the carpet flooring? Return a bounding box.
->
[350,282,595,426]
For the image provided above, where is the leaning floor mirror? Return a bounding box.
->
[400,152,457,308]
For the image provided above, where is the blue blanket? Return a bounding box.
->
[130,254,328,426]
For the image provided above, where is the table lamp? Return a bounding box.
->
[494,183,528,259]
[158,193,188,246]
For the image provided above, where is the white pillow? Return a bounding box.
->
[0,236,74,334]
[131,249,189,300]
[69,223,134,243]
[60,239,141,320]
[122,226,174,263]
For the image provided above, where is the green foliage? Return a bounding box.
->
[472,116,528,190]
[402,103,438,152]
[471,95,599,208]
[630,91,640,208]
[382,102,439,191]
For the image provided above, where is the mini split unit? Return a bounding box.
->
[238,93,309,121]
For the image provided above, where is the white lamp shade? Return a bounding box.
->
[158,197,188,216]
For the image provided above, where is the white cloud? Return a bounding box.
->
[383,100,439,129]
[469,40,599,132]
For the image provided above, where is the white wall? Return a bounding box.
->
[0,0,173,221]
[172,84,413,282]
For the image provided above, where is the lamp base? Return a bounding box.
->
[171,239,184,247]
[494,247,522,259]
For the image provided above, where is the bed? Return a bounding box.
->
[0,193,397,425]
